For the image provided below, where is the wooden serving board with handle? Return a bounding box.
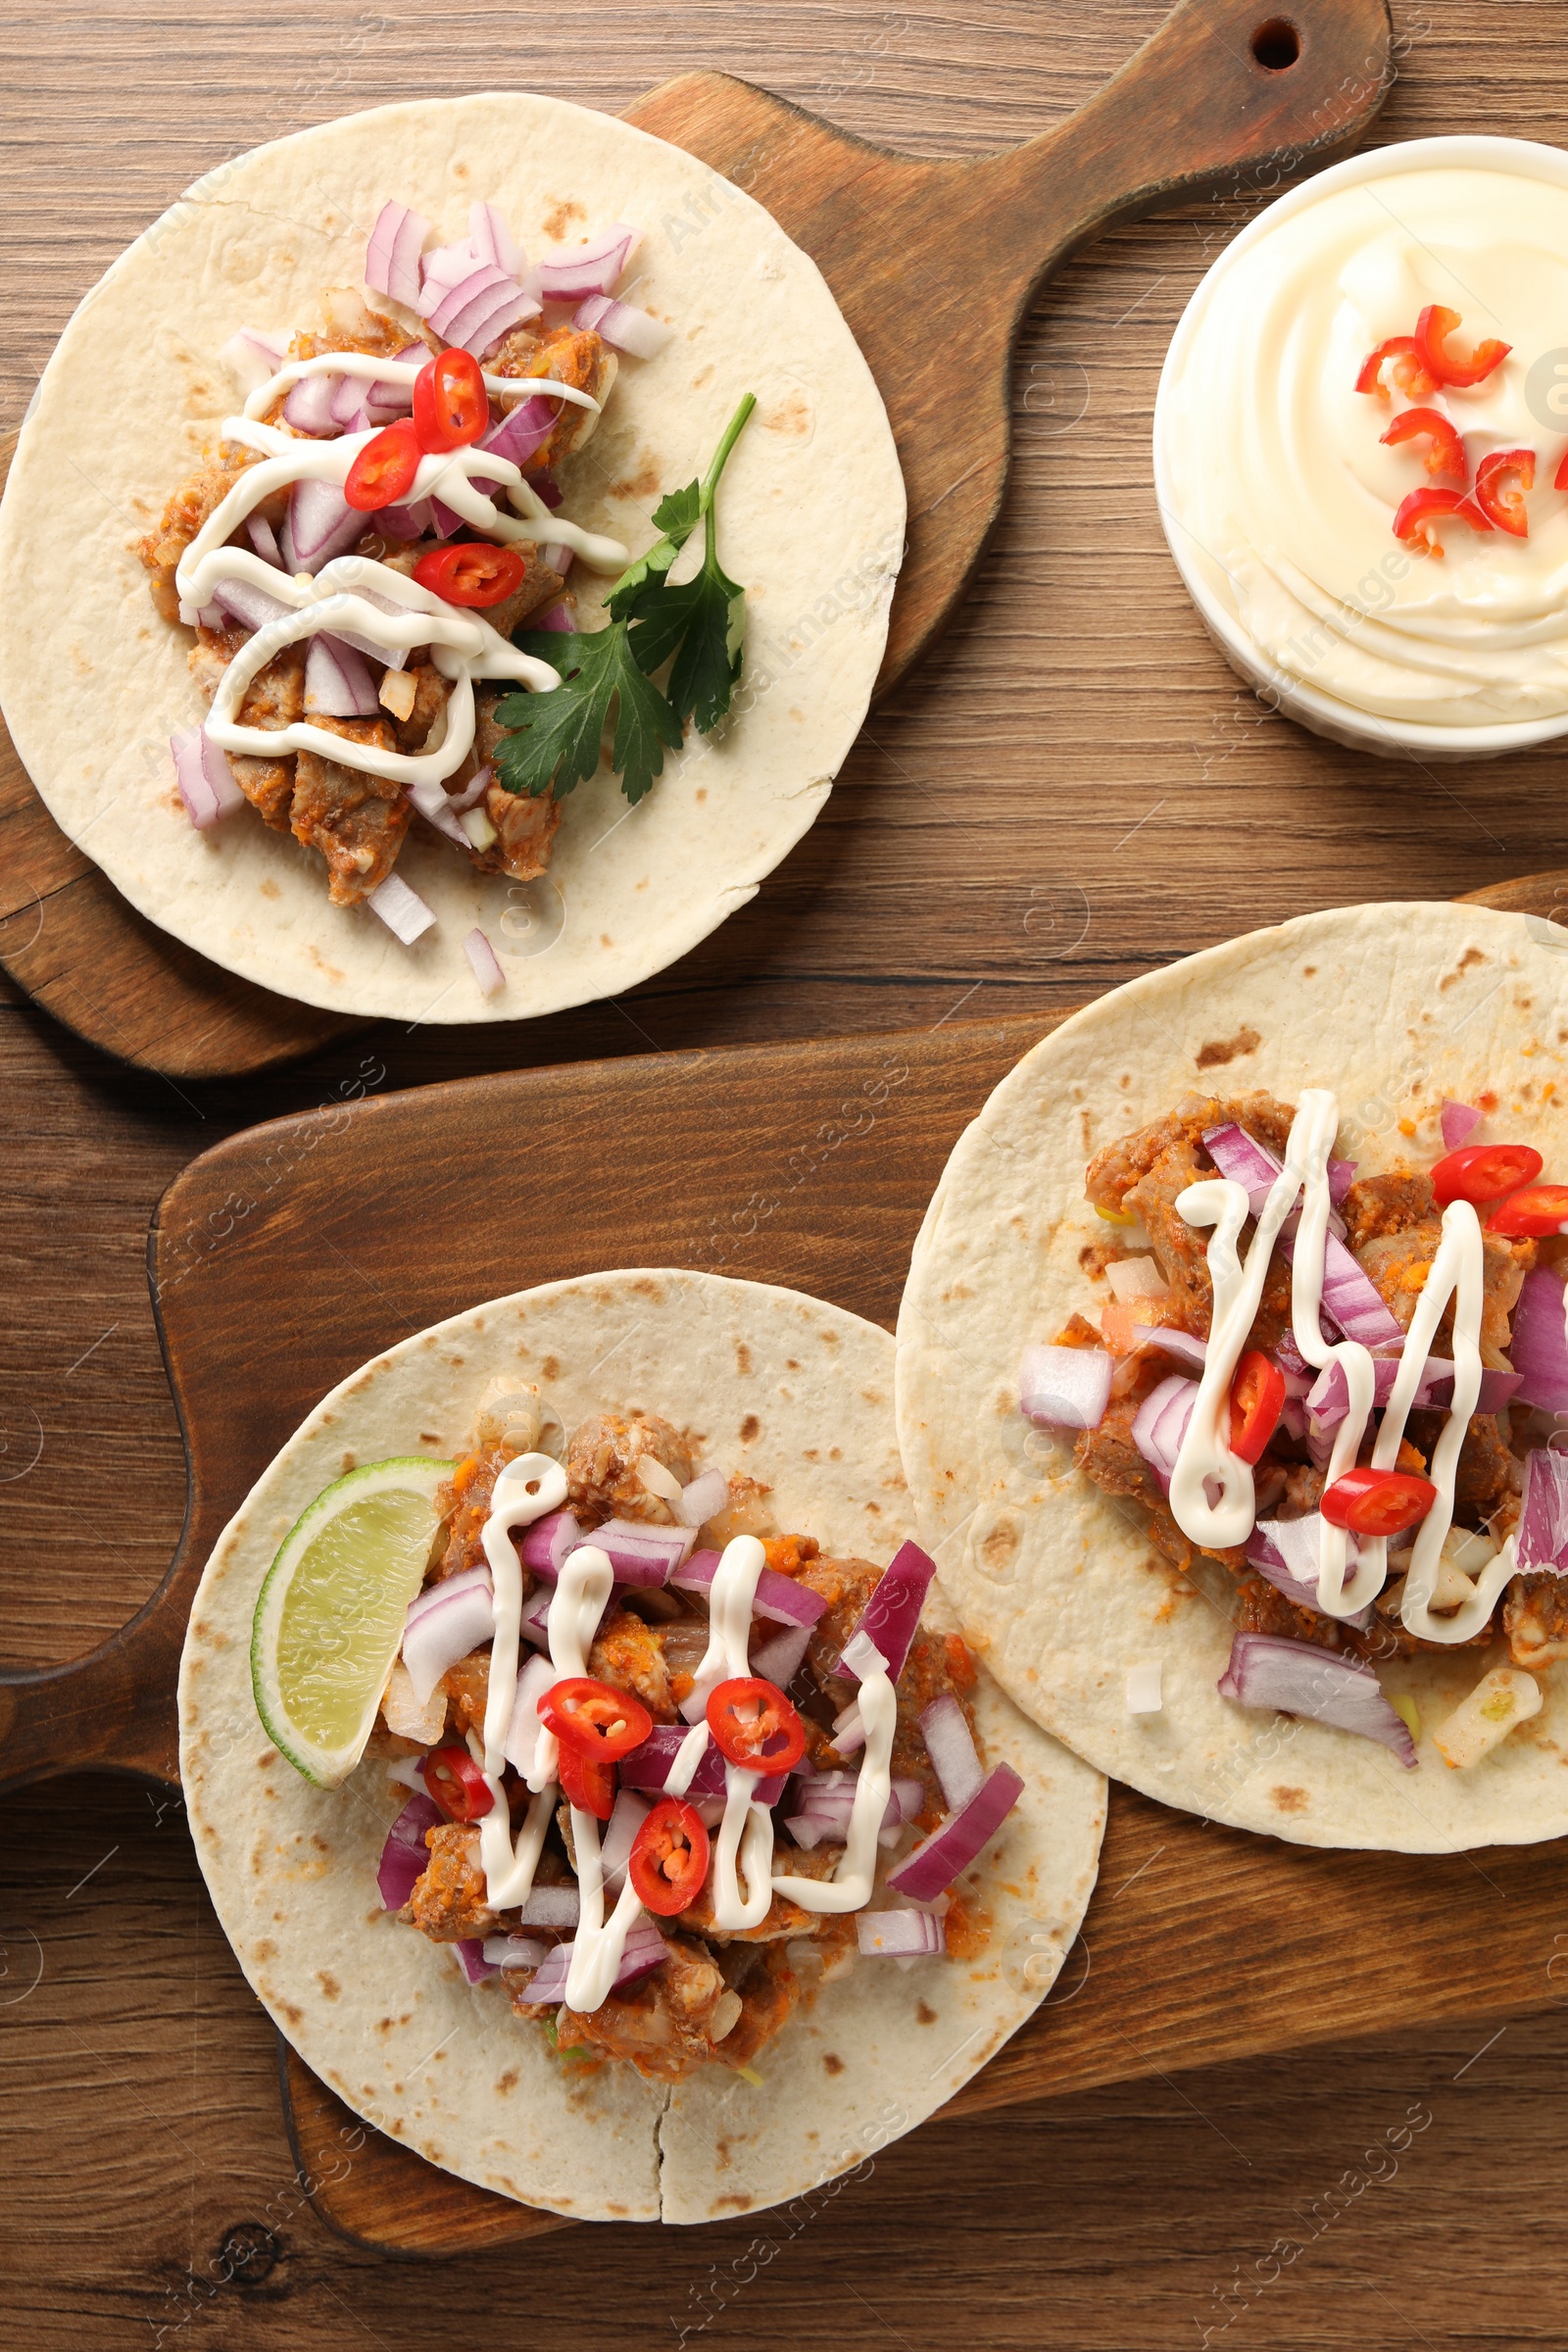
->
[4,870,1568,2257]
[0,0,1394,1082]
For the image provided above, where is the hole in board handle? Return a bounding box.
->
[1250,17,1301,70]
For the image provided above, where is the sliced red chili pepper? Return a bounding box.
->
[556,1739,615,1821]
[538,1675,653,1763]
[1416,304,1511,390]
[1321,1466,1437,1539]
[1229,1350,1286,1466]
[343,418,422,512]
[1557,450,1568,495]
[1489,1184,1568,1238]
[628,1798,710,1916]
[1380,406,1467,484]
[412,540,527,609]
[420,1742,494,1824]
[706,1677,808,1774]
[1393,486,1493,558]
[1431,1141,1544,1206]
[1355,336,1439,403]
[1473,447,1535,537]
[412,346,489,453]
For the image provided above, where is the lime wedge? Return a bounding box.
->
[251,1455,455,1787]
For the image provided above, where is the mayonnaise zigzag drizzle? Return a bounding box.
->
[1166,1088,1512,1642]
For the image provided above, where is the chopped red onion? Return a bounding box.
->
[503,1651,558,1779]
[669,1547,826,1629]
[857,1909,947,1959]
[573,293,672,360]
[838,1541,936,1684]
[585,1518,696,1587]
[464,927,506,998]
[1508,1270,1568,1410]
[620,1724,785,1807]
[1129,1325,1208,1371]
[422,263,538,355]
[1130,1373,1198,1494]
[1018,1342,1113,1430]
[217,327,287,392]
[518,1586,555,1646]
[1246,1517,1373,1628]
[304,633,379,718]
[1517,1445,1568,1572]
[1307,1355,1521,1426]
[517,1508,583,1577]
[407,776,471,850]
[538,226,638,301]
[213,575,291,633]
[469,201,524,279]
[479,393,561,473]
[749,1619,811,1688]
[600,1788,654,1893]
[886,1764,1025,1901]
[1218,1632,1416,1765]
[420,237,481,293]
[532,473,564,510]
[455,1936,497,1984]
[246,513,285,568]
[1281,1226,1405,1348]
[365,342,425,412]
[171,727,246,830]
[516,1884,580,1929]
[674,1468,729,1529]
[282,476,365,572]
[521,1918,669,2005]
[402,1570,495,1703]
[482,1934,550,1971]
[329,371,370,429]
[1202,1120,1290,1200]
[366,200,431,307]
[1327,1157,1356,1204]
[404,1562,492,1628]
[919,1692,983,1810]
[528,597,573,631]
[376,1792,442,1909]
[1441,1100,1483,1151]
[282,371,344,436]
[368,873,436,948]
[378,496,439,540]
[447,763,493,814]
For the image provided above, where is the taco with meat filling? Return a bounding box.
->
[897,902,1568,1852]
[0,93,903,1026]
[179,1270,1103,2224]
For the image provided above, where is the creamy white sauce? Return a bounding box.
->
[1169,1088,1492,1642]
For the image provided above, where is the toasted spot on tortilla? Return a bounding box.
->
[736,1343,753,1375]
[541,197,586,239]
[1195,1025,1260,1069]
[714,2193,754,2211]
[822,2052,845,2075]
[696,787,708,803]
[316,1971,341,2000]
[981,1517,1019,1571]
[740,1414,760,1442]
[277,1999,304,2026]
[1270,1785,1308,1814]
[496,2069,517,2094]
[417,1434,441,1447]
[915,2000,938,2025]
[340,1451,356,1473]
[255,1938,277,1962]
[633,1277,662,1298]
[609,457,662,500]
[542,1357,561,1379]
[259,877,281,901]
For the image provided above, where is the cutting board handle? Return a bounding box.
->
[0,1582,185,1793]
[964,0,1394,307]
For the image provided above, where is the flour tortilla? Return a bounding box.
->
[179,1270,1103,2224]
[0,94,904,1025]
[896,904,1568,1853]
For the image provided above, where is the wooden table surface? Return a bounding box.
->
[4,1,1565,2344]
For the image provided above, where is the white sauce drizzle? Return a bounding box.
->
[1168,1088,1496,1644]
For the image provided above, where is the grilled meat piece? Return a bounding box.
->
[1341,1170,1435,1248]
[137,441,262,621]
[589,1604,678,1723]
[1504,1572,1568,1669]
[565,1410,693,1526]
[405,1823,500,1942]
[289,713,411,905]
[540,1934,730,2082]
[488,323,614,473]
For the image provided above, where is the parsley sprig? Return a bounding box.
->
[494,393,756,808]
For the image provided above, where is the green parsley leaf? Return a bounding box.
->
[494,622,682,806]
[629,546,745,734]
[603,478,702,619]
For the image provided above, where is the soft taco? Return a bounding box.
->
[179,1270,1103,2223]
[896,903,1568,1852]
[0,94,903,1024]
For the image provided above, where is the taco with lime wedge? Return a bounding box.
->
[180,1270,1103,2223]
[897,902,1568,1852]
[0,94,903,1025]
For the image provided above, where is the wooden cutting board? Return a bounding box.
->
[5,865,1568,2255]
[0,0,1393,1082]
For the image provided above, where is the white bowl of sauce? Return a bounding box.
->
[1154,135,1568,761]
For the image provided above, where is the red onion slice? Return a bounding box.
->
[837,1541,936,1685]
[246,513,285,568]
[420,238,480,293]
[1517,1443,1568,1571]
[455,1936,497,1984]
[404,1563,492,1628]
[669,1548,827,1630]
[857,1909,947,1958]
[482,1934,550,1971]
[1019,1342,1113,1430]
[217,327,287,392]
[518,1586,555,1647]
[366,200,431,307]
[401,1572,496,1704]
[886,1764,1025,1901]
[282,476,365,573]
[1130,1373,1199,1494]
[502,1651,558,1779]
[537,227,638,301]
[1246,1517,1373,1628]
[213,576,292,633]
[517,1508,584,1577]
[600,1788,654,1894]
[674,1468,729,1529]
[1280,1225,1405,1349]
[479,393,561,473]
[573,293,671,360]
[919,1692,983,1810]
[304,633,380,718]
[521,1918,669,2006]
[531,473,564,510]
[406,776,471,850]
[532,596,575,630]
[1508,1269,1568,1409]
[584,1518,696,1587]
[516,1884,580,1929]
[376,1792,442,1909]
[749,1620,811,1689]
[1217,1632,1416,1766]
[368,873,436,948]
[282,371,344,436]
[469,200,523,279]
[329,371,370,429]
[366,343,426,412]
[620,1724,785,1806]
[464,927,506,998]
[1129,1325,1208,1371]
[1307,1355,1520,1426]
[1441,1100,1483,1151]
[171,727,245,830]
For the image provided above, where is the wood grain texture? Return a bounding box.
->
[0,0,1393,1082]
[7,0,1568,2341]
